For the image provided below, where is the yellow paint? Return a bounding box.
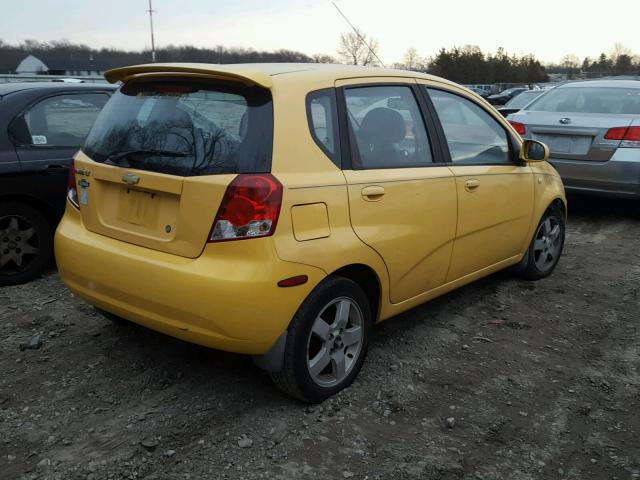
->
[291,203,331,241]
[55,63,566,356]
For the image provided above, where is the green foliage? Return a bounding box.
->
[427,46,548,84]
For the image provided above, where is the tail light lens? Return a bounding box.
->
[67,160,79,208]
[509,121,526,135]
[209,174,283,242]
[605,126,640,147]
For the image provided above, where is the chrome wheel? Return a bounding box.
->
[532,216,562,272]
[0,215,40,275]
[306,297,364,388]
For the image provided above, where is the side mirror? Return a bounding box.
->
[519,139,549,162]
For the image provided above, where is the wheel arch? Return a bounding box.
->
[0,194,62,230]
[330,263,382,323]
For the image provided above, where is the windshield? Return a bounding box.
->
[83,80,273,176]
[504,91,543,109]
[525,86,640,114]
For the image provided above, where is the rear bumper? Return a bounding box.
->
[54,206,325,355]
[549,149,640,198]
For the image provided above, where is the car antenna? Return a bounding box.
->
[331,1,385,68]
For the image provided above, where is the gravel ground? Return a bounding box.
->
[1,194,639,480]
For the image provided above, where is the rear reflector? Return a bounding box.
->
[67,159,79,209]
[509,121,526,135]
[605,126,640,147]
[209,174,283,242]
[277,275,308,287]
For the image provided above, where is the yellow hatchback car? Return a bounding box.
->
[55,63,566,402]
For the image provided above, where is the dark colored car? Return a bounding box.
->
[0,82,115,286]
[487,87,529,106]
[497,89,546,117]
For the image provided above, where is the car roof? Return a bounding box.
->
[559,80,640,89]
[105,62,460,90]
[0,82,115,97]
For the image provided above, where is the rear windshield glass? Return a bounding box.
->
[526,86,640,114]
[83,80,273,176]
[504,90,543,109]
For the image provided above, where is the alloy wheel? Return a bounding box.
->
[0,215,40,275]
[306,297,364,388]
[532,216,562,272]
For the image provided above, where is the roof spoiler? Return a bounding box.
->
[104,63,273,88]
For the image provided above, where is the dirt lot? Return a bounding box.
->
[1,194,639,480]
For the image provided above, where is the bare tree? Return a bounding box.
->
[400,48,427,71]
[609,42,632,64]
[312,53,336,64]
[337,30,380,66]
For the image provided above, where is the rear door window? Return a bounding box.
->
[20,93,109,147]
[344,85,433,169]
[83,81,273,176]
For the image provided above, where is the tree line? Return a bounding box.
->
[2,37,638,85]
[0,39,319,73]
[548,43,640,78]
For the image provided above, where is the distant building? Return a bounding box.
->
[15,55,49,74]
[14,54,107,77]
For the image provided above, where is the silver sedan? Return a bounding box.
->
[508,80,640,198]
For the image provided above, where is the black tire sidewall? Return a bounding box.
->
[286,277,372,403]
[525,205,565,279]
[0,202,53,286]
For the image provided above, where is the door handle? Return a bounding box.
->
[361,185,385,201]
[465,179,480,192]
[44,164,69,175]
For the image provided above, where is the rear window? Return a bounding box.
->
[83,80,273,176]
[504,91,543,109]
[526,86,640,114]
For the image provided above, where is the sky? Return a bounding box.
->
[2,0,640,65]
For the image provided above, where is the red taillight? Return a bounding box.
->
[604,127,628,140]
[509,121,526,135]
[209,174,283,242]
[604,126,640,146]
[67,159,79,209]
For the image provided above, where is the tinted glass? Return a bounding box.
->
[307,89,339,164]
[345,85,432,169]
[526,87,640,114]
[504,90,543,109]
[83,81,273,176]
[23,93,108,147]
[429,89,510,164]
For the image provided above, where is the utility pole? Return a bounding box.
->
[146,0,157,62]
[331,1,384,67]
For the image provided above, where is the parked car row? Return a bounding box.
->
[4,65,638,402]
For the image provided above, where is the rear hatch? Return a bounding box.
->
[75,73,273,258]
[509,84,640,161]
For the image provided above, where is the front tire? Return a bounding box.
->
[517,204,565,280]
[270,276,372,403]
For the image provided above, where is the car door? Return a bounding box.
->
[424,86,534,282]
[10,91,110,215]
[337,80,457,304]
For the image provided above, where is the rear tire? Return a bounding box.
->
[0,201,53,287]
[270,276,372,403]
[516,204,565,280]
